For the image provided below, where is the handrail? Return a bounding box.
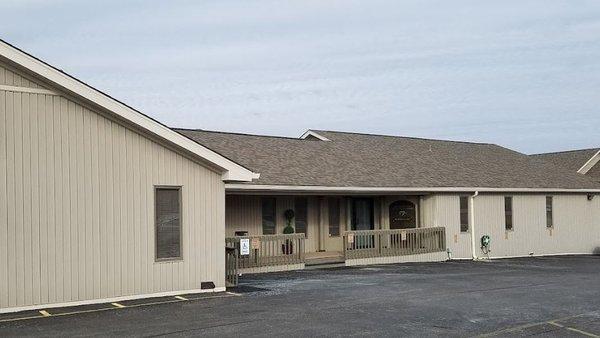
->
[343,227,446,260]
[226,234,306,269]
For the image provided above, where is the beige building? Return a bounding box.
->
[1,40,599,313]
[180,129,600,265]
[0,40,258,313]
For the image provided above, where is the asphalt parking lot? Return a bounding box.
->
[1,256,599,337]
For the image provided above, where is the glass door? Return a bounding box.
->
[351,198,374,230]
[351,198,375,249]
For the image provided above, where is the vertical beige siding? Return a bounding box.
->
[428,194,471,259]
[473,194,600,258]
[0,71,226,312]
[225,195,262,236]
[0,63,45,89]
[425,193,600,259]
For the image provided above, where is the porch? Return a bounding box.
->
[225,193,448,278]
[225,227,447,281]
[226,194,435,250]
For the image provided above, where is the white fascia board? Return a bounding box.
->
[578,150,600,174]
[0,40,258,182]
[299,130,330,141]
[225,184,600,194]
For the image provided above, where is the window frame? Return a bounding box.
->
[546,196,553,228]
[504,196,513,231]
[459,196,469,233]
[154,185,183,263]
[261,197,277,235]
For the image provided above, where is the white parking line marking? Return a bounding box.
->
[548,320,599,337]
[565,327,599,338]
[0,293,239,324]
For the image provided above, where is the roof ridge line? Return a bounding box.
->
[530,148,600,156]
[311,129,493,146]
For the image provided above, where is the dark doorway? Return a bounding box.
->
[389,200,417,229]
[351,198,374,231]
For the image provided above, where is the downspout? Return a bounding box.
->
[470,191,479,260]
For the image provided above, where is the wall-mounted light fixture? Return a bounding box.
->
[588,194,595,201]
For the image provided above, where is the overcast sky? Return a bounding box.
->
[1,0,599,153]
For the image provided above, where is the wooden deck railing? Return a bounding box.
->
[225,247,238,287]
[225,234,306,269]
[343,227,446,260]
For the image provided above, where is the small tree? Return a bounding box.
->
[283,209,295,234]
[282,209,295,254]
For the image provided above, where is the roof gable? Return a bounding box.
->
[0,39,257,182]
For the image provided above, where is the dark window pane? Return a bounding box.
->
[460,197,469,232]
[295,197,308,236]
[262,197,276,235]
[328,198,340,236]
[156,188,181,260]
[546,196,553,228]
[504,196,513,231]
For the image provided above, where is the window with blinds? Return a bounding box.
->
[546,196,553,228]
[504,196,513,231]
[328,198,341,236]
[295,197,308,237]
[155,187,182,260]
[459,196,469,233]
[262,197,276,235]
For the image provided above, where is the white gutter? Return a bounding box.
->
[469,191,479,260]
[225,184,600,194]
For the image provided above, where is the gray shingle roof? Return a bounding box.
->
[530,148,599,172]
[531,148,600,181]
[175,129,600,190]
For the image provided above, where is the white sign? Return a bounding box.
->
[240,238,250,255]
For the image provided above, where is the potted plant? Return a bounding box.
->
[282,209,295,254]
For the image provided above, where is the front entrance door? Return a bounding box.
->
[351,198,374,230]
[323,197,343,252]
[389,200,416,229]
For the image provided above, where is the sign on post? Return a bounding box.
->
[251,237,260,249]
[240,238,250,255]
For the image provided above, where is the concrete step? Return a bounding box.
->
[304,262,346,270]
[305,255,345,266]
